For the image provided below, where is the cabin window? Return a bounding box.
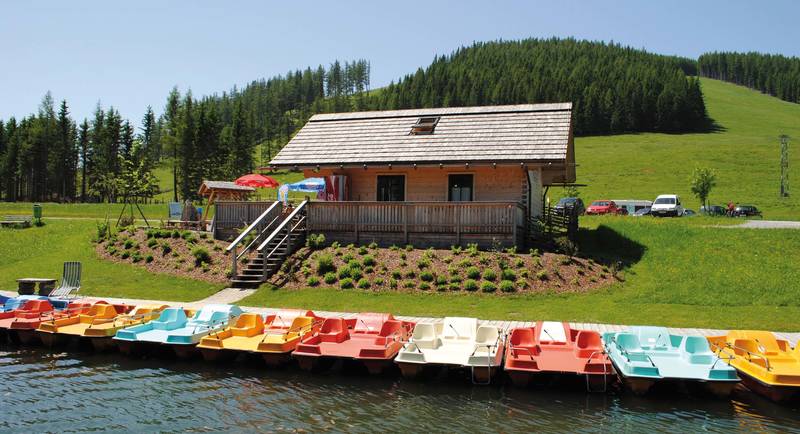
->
[410,116,439,135]
[448,174,473,202]
[377,175,405,201]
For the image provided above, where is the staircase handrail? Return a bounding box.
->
[226,201,281,253]
[257,200,308,252]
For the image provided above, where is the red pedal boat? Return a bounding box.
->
[292,313,414,374]
[0,300,92,345]
[505,321,613,391]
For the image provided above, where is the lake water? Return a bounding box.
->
[1,344,799,433]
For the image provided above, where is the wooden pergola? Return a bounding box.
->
[198,180,255,223]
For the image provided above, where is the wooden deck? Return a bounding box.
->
[306,201,527,248]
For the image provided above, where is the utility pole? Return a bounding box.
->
[780,135,789,197]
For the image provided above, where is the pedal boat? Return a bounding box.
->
[1,299,92,345]
[79,304,168,351]
[37,301,134,347]
[603,326,739,396]
[708,330,800,402]
[114,304,242,358]
[197,309,319,365]
[395,317,505,384]
[293,313,413,374]
[504,321,613,391]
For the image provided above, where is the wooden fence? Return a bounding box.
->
[213,201,276,239]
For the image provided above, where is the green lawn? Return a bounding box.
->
[0,220,222,301]
[242,216,800,331]
[572,78,800,220]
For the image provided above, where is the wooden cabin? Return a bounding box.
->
[269,103,576,248]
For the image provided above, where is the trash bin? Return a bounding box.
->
[33,203,42,220]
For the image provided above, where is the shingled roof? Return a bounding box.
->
[269,103,573,167]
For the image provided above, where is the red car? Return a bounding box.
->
[585,200,622,215]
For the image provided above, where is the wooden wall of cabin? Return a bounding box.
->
[303,165,528,202]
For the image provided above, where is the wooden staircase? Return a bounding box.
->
[228,201,308,289]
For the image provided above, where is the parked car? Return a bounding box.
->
[613,199,653,215]
[633,207,652,217]
[683,209,697,217]
[650,194,684,217]
[734,204,762,218]
[553,197,585,215]
[585,200,622,215]
[700,205,726,216]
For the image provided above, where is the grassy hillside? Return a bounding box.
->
[573,78,800,219]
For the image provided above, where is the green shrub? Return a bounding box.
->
[442,255,453,264]
[374,277,384,286]
[95,221,110,241]
[391,270,402,279]
[559,256,572,266]
[364,266,374,274]
[192,247,212,266]
[123,239,136,249]
[464,279,478,291]
[145,254,154,263]
[201,262,211,273]
[529,248,540,257]
[436,275,447,286]
[499,280,516,293]
[420,271,434,282]
[498,258,509,270]
[570,277,580,286]
[347,259,362,270]
[171,229,181,239]
[466,266,480,279]
[399,252,407,260]
[466,243,479,257]
[457,258,472,268]
[590,276,598,283]
[417,258,431,269]
[340,278,354,289]
[505,246,517,255]
[519,269,530,278]
[120,251,131,259]
[516,278,528,290]
[213,245,222,252]
[419,282,431,291]
[450,245,463,255]
[536,270,549,281]
[349,268,364,281]
[323,272,337,284]
[358,246,368,255]
[577,268,585,276]
[131,253,143,263]
[346,243,355,250]
[404,269,416,279]
[389,278,398,289]
[403,280,415,289]
[118,215,134,227]
[555,236,578,256]
[501,269,516,281]
[405,244,414,251]
[478,255,490,265]
[481,281,497,293]
[448,283,461,291]
[448,265,460,276]
[308,276,320,286]
[161,242,172,255]
[362,254,376,266]
[147,238,159,248]
[389,244,400,251]
[357,278,371,289]
[514,258,525,268]
[316,254,335,275]
[331,241,341,249]
[306,233,326,249]
[199,232,208,239]
[338,267,351,280]
[368,241,378,250]
[482,269,497,281]
[449,274,462,283]
[341,253,355,263]
[301,267,312,277]
[171,251,179,258]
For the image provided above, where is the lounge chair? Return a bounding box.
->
[48,262,81,299]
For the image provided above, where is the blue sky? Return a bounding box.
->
[2,0,799,125]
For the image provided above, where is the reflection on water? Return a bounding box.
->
[1,345,798,433]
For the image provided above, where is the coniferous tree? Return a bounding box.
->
[77,119,91,202]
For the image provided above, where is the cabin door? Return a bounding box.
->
[527,169,543,218]
[448,174,474,202]
[377,175,405,201]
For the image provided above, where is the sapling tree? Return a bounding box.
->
[689,167,717,210]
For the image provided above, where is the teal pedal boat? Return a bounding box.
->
[114,304,243,358]
[603,326,739,396]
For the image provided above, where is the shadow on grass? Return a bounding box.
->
[575,224,646,270]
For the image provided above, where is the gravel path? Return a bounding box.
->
[723,220,800,229]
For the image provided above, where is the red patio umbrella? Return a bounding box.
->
[234,173,280,188]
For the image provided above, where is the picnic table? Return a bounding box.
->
[16,278,57,296]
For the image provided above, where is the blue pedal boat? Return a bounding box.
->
[603,326,739,396]
[114,304,243,358]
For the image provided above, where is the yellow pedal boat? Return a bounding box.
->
[708,331,800,402]
[198,309,319,365]
[37,301,134,348]
[81,304,169,351]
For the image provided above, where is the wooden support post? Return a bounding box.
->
[456,205,462,246]
[231,245,238,277]
[355,205,360,245]
[404,203,409,245]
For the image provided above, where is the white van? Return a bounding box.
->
[651,194,684,217]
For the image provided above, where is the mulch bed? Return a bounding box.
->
[270,243,617,295]
[95,227,231,284]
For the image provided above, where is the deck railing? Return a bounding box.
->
[306,201,526,246]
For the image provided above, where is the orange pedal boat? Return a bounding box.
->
[505,321,613,391]
[293,313,414,374]
[37,301,134,347]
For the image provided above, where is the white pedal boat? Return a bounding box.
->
[395,317,505,384]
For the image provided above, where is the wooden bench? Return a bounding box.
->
[0,215,32,228]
